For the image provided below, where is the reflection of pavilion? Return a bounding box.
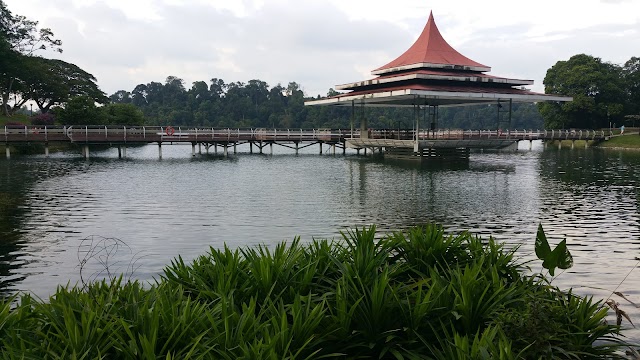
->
[305,11,571,160]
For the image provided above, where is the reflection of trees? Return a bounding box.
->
[538,149,640,187]
[0,162,31,297]
[0,158,88,297]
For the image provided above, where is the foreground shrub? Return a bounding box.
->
[0,225,625,359]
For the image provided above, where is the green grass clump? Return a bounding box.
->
[599,134,640,149]
[0,225,625,359]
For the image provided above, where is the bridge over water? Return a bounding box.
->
[2,125,609,159]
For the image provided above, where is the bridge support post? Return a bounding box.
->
[83,145,90,159]
[259,141,263,154]
[528,140,532,150]
[319,143,323,154]
[571,140,575,150]
[191,143,196,157]
[250,142,253,154]
[45,145,49,158]
[356,148,360,156]
[158,143,162,160]
[122,146,127,158]
[233,143,237,154]
[364,148,367,156]
[270,142,273,155]
[343,142,346,155]
[118,146,122,159]
[558,141,562,150]
[295,142,299,155]
[332,144,336,155]
[5,146,10,159]
[198,143,202,155]
[206,144,209,154]
[214,144,218,155]
[223,144,228,157]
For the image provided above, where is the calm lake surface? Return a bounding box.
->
[1,142,639,343]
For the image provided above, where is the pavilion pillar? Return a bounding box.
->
[359,100,368,139]
[350,100,355,138]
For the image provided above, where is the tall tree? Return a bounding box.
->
[622,56,640,117]
[538,54,625,129]
[28,58,107,113]
[0,0,62,115]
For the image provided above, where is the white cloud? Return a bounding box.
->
[4,0,639,97]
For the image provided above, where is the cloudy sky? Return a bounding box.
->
[5,0,639,97]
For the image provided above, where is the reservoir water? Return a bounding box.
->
[1,142,639,343]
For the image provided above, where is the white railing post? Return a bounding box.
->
[85,126,88,141]
[124,126,127,142]
[143,127,146,139]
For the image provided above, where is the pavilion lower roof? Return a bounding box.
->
[336,69,533,91]
[305,82,572,107]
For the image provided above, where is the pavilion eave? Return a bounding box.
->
[305,89,572,108]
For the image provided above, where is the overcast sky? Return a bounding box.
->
[5,0,639,97]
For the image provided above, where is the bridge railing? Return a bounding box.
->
[3,125,609,143]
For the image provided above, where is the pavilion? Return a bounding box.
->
[305,11,571,158]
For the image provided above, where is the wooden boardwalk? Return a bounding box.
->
[2,125,610,159]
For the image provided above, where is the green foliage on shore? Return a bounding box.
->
[540,54,640,130]
[0,225,624,359]
[599,133,640,149]
[0,113,28,126]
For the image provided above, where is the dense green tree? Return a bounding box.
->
[622,56,640,118]
[538,54,625,129]
[103,103,144,125]
[109,90,132,104]
[55,95,105,125]
[26,57,107,113]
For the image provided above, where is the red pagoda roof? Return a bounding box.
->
[372,12,490,75]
